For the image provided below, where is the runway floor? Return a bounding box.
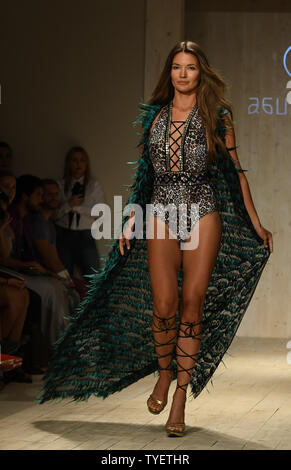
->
[0,336,290,450]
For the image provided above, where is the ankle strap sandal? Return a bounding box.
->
[147,311,177,415]
[165,319,203,436]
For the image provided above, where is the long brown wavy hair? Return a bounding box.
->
[145,40,234,166]
[63,146,91,194]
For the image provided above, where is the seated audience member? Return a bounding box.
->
[29,178,81,305]
[29,179,68,277]
[0,190,29,352]
[0,182,45,376]
[0,142,13,171]
[0,189,32,382]
[0,175,71,349]
[54,146,104,280]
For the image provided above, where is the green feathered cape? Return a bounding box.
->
[37,103,270,404]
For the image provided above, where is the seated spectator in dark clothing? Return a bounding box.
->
[30,179,72,281]
[0,173,48,273]
[29,178,81,304]
[0,175,71,347]
[8,175,45,268]
[0,142,13,172]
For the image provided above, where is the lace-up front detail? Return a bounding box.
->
[169,121,185,171]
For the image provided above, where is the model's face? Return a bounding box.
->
[70,152,87,179]
[42,183,60,210]
[171,52,201,95]
[0,176,16,204]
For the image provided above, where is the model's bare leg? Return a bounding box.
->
[166,211,222,429]
[147,215,182,412]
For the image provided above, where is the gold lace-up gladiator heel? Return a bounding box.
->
[147,311,177,415]
[166,319,203,437]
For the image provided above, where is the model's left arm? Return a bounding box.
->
[223,114,273,253]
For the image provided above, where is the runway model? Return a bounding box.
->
[38,41,273,438]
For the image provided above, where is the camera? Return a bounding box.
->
[71,181,85,197]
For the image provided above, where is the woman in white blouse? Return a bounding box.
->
[54,146,104,279]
